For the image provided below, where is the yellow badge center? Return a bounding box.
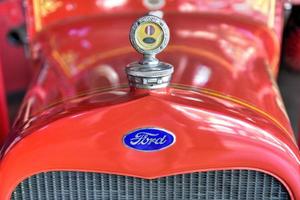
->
[135,22,164,51]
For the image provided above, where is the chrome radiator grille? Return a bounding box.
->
[11,170,290,200]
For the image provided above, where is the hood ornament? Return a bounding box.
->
[126,15,173,89]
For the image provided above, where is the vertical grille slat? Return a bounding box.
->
[11,170,290,200]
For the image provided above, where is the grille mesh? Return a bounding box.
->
[11,170,290,200]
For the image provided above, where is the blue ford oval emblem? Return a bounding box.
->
[123,128,175,152]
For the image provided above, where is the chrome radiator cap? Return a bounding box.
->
[126,14,173,89]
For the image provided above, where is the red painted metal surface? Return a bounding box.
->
[0,0,31,93]
[291,0,300,4]
[0,0,299,199]
[25,0,284,49]
[0,60,9,144]
[1,88,299,199]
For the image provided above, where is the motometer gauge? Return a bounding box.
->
[126,14,173,89]
[130,15,169,55]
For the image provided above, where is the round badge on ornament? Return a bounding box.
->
[129,15,170,55]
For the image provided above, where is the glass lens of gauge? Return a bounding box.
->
[135,22,164,51]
